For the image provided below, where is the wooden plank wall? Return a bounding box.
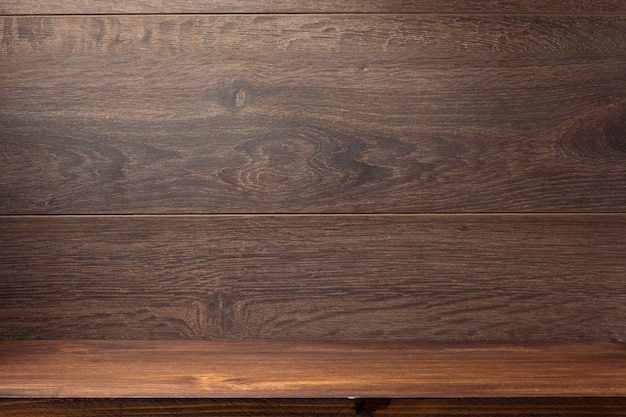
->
[1,1,626,414]
[1,1,625,342]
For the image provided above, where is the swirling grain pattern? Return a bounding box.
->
[1,16,626,212]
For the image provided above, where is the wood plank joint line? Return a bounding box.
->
[3,12,626,17]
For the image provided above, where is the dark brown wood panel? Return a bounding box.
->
[1,1,626,15]
[2,398,626,417]
[0,399,120,417]
[1,215,624,341]
[0,341,625,397]
[2,16,626,213]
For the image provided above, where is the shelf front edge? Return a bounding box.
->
[1,340,625,398]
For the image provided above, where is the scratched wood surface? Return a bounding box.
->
[2,398,626,417]
[1,341,625,397]
[1,1,626,14]
[0,215,624,341]
[2,15,626,213]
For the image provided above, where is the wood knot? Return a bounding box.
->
[219,80,256,110]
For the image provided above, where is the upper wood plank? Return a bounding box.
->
[1,1,626,14]
[0,340,625,397]
[1,15,626,213]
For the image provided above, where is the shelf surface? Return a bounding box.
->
[0,340,624,398]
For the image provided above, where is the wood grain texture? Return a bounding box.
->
[2,7,626,405]
[1,215,624,341]
[1,1,626,15]
[0,340,626,398]
[2,15,626,213]
[2,398,626,417]
[1,340,625,397]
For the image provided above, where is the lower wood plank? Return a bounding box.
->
[0,341,625,398]
[2,398,626,417]
[1,215,625,341]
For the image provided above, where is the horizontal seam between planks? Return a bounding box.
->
[2,12,626,17]
[0,213,625,218]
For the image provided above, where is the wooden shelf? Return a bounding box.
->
[1,340,624,398]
